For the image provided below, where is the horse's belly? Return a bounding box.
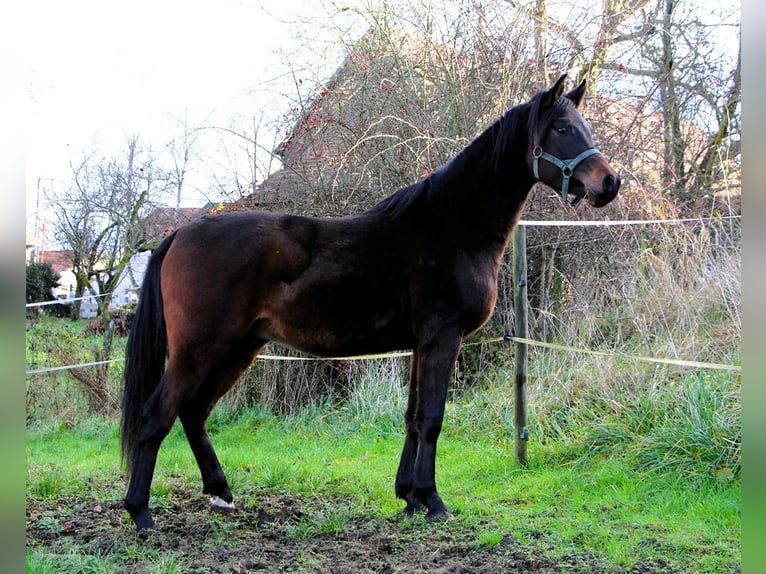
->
[262,284,414,357]
[267,314,414,358]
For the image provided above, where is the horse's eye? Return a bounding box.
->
[555,125,568,134]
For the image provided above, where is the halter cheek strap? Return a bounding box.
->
[532,146,601,203]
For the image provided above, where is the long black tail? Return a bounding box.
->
[120,232,177,478]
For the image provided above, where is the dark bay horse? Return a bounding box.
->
[121,74,620,530]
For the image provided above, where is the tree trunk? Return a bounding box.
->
[659,0,686,191]
[534,0,548,85]
[695,43,741,190]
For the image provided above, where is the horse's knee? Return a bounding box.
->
[421,414,443,443]
[137,418,173,448]
[139,395,178,445]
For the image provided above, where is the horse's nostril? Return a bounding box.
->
[603,173,620,194]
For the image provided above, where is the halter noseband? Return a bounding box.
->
[532,146,601,203]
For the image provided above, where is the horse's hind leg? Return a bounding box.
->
[124,365,196,530]
[179,341,264,512]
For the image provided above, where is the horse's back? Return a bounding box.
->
[159,207,501,357]
[159,210,416,356]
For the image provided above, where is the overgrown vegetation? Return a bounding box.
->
[26,318,126,420]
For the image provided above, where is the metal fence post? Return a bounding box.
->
[512,224,529,465]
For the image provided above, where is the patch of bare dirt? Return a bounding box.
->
[26,487,679,573]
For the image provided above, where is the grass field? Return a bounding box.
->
[26,390,740,573]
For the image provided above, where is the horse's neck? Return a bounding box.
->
[432,141,533,245]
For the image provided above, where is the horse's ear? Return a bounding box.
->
[540,74,568,110]
[565,79,587,108]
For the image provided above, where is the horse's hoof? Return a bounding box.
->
[133,511,156,532]
[209,496,235,514]
[399,494,427,516]
[425,507,449,522]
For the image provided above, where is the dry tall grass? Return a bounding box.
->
[220,206,740,420]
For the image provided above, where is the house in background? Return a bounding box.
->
[107,251,152,310]
[31,206,208,318]
[135,206,206,247]
[110,206,208,315]
[37,249,77,299]
[26,231,37,265]
[247,26,471,216]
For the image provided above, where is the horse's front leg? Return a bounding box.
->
[395,353,425,514]
[400,334,462,520]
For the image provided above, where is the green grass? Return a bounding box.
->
[26,395,740,573]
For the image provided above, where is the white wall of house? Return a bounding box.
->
[108,251,151,309]
[51,251,152,318]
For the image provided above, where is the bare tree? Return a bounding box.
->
[166,110,199,212]
[695,40,740,190]
[519,0,740,201]
[50,134,169,320]
[590,0,739,197]
[533,0,548,85]
[574,0,655,87]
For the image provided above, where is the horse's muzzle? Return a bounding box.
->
[589,173,621,207]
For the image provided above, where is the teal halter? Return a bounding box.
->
[532,146,601,203]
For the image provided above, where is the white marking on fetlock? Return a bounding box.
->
[209,496,235,510]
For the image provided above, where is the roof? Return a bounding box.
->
[138,206,208,245]
[37,250,75,275]
[253,26,482,214]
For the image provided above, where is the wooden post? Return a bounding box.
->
[512,224,529,465]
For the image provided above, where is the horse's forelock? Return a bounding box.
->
[528,90,574,147]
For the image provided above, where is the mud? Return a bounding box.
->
[26,486,680,573]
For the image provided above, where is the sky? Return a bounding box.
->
[26,0,358,225]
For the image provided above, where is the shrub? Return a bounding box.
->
[83,305,136,337]
[26,263,66,317]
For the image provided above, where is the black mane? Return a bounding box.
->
[370,89,563,220]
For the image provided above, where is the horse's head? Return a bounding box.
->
[529,74,620,208]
